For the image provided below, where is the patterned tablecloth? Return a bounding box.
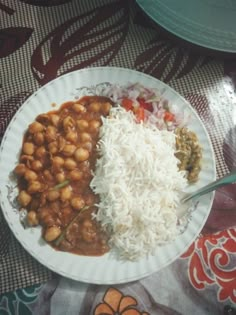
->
[0,0,236,314]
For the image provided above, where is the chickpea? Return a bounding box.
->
[50,114,60,127]
[14,163,27,176]
[31,160,43,171]
[35,146,46,159]
[68,169,83,181]
[48,141,58,154]
[44,226,61,242]
[23,142,35,155]
[43,170,53,181]
[52,156,64,168]
[28,181,42,193]
[47,190,60,201]
[64,158,77,170]
[76,119,89,131]
[33,132,44,145]
[45,126,57,142]
[61,207,73,220]
[37,114,50,125]
[74,148,89,162]
[80,132,92,143]
[82,141,93,152]
[72,103,86,113]
[27,211,39,226]
[24,169,38,181]
[71,197,85,210]
[60,186,72,202]
[62,144,76,157]
[18,190,32,207]
[81,220,96,243]
[56,172,66,183]
[63,116,75,132]
[89,120,101,133]
[83,219,93,228]
[101,102,112,115]
[88,102,101,112]
[65,131,77,143]
[28,121,44,134]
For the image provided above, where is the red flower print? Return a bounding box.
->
[181,229,236,304]
[94,287,149,315]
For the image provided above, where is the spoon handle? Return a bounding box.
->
[182,170,236,203]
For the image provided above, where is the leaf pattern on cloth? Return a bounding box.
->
[184,93,216,129]
[31,0,129,85]
[0,92,31,137]
[0,2,14,15]
[134,36,207,82]
[0,28,33,58]
[19,0,71,5]
[181,229,236,304]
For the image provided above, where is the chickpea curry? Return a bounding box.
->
[15,96,112,256]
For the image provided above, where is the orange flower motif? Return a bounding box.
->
[94,287,149,315]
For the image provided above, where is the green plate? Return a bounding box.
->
[136,0,236,53]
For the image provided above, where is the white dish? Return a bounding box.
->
[0,67,216,284]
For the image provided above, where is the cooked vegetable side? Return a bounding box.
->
[175,127,202,183]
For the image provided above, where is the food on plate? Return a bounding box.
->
[102,83,202,182]
[91,106,188,260]
[175,127,202,183]
[15,96,112,256]
[14,83,202,260]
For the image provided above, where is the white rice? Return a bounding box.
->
[90,106,187,260]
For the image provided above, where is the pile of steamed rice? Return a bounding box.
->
[90,106,187,260]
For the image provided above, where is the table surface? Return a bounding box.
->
[0,0,236,314]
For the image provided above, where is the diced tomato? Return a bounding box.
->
[164,111,175,122]
[137,98,153,112]
[135,107,145,122]
[122,98,134,111]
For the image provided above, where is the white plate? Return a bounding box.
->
[0,67,216,284]
[136,0,236,53]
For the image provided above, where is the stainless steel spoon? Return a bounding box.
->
[181,170,236,203]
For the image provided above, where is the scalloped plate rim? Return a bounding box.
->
[0,66,216,284]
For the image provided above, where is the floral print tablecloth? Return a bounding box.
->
[0,0,236,314]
